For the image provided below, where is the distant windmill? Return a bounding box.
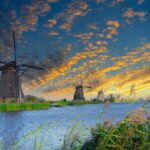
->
[97,91,105,101]
[73,72,92,101]
[0,31,44,103]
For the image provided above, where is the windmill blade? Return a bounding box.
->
[13,31,17,65]
[19,64,45,70]
[84,86,92,88]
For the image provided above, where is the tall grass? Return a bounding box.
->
[79,108,150,150]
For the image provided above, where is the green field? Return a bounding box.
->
[0,100,105,112]
[0,102,51,112]
[53,100,103,107]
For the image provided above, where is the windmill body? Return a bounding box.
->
[73,73,92,101]
[0,61,24,102]
[97,91,105,101]
[0,31,44,103]
[73,85,84,101]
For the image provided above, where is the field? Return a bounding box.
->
[0,102,51,112]
[53,100,103,107]
[0,100,104,112]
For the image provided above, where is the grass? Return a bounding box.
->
[53,100,103,107]
[80,120,150,150]
[75,108,150,150]
[0,102,51,112]
[0,100,104,112]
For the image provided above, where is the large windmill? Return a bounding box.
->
[0,31,44,103]
[73,73,92,101]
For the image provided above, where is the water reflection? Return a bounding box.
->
[0,112,24,150]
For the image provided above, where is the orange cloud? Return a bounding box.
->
[44,19,57,28]
[106,20,120,28]
[123,8,147,22]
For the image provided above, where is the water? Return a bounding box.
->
[0,102,149,150]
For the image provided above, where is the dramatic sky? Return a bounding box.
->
[0,0,150,100]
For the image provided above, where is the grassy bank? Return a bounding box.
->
[53,100,103,107]
[0,100,104,112]
[81,120,150,150]
[0,102,51,112]
[64,108,150,150]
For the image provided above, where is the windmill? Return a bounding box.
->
[0,31,44,103]
[97,91,105,101]
[73,72,92,101]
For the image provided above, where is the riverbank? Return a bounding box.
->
[52,100,103,107]
[0,102,51,112]
[0,100,104,112]
[64,107,150,150]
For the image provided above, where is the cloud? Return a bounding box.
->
[109,0,125,7]
[73,32,94,40]
[106,20,120,28]
[96,0,125,7]
[57,0,89,31]
[87,23,99,30]
[137,0,145,5]
[123,8,147,23]
[105,20,120,39]
[48,31,59,36]
[44,19,57,28]
[87,67,150,99]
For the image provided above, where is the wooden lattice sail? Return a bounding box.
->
[0,31,44,103]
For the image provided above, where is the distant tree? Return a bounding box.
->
[24,95,42,102]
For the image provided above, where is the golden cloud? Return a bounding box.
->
[123,8,147,22]
[106,20,120,28]
[44,19,57,28]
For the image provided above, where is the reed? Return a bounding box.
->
[79,108,150,150]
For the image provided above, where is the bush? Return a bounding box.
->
[0,103,7,111]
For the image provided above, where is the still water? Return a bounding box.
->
[0,102,150,150]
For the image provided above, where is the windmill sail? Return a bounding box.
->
[130,84,136,98]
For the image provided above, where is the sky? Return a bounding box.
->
[0,0,150,100]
